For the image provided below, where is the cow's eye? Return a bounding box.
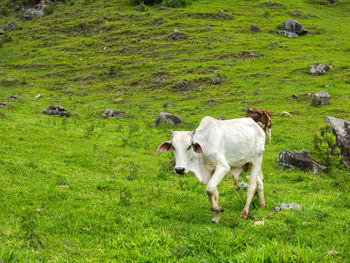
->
[187,145,192,151]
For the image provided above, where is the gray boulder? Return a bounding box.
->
[21,8,44,20]
[277,149,327,173]
[282,19,307,35]
[4,22,17,32]
[325,116,350,168]
[155,112,181,127]
[43,106,70,117]
[274,203,301,212]
[172,29,180,40]
[102,109,124,119]
[310,62,332,75]
[312,91,330,106]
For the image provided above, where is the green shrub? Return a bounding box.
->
[43,4,55,15]
[313,123,341,170]
[1,6,9,16]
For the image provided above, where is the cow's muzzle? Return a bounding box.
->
[175,167,185,175]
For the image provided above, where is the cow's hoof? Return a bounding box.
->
[259,202,265,207]
[211,216,220,223]
[240,210,248,219]
[219,206,224,212]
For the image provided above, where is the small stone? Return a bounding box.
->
[327,250,339,255]
[253,221,265,226]
[291,94,299,99]
[212,77,221,85]
[155,112,181,127]
[163,102,172,108]
[3,78,18,84]
[154,77,166,83]
[312,91,330,106]
[172,29,180,40]
[103,46,107,51]
[102,109,124,119]
[43,105,70,117]
[206,25,212,31]
[239,181,248,190]
[250,25,261,33]
[324,84,330,88]
[208,99,215,103]
[310,62,332,75]
[35,209,42,213]
[114,97,124,102]
[64,87,71,94]
[58,184,69,188]
[274,203,301,212]
[282,19,307,35]
[172,80,189,89]
[283,30,298,38]
[35,94,42,99]
[4,22,17,32]
[0,103,7,108]
[8,95,18,101]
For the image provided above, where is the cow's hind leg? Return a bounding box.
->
[206,164,230,223]
[257,171,265,207]
[241,161,261,219]
[229,167,242,187]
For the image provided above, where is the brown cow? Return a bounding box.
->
[245,108,272,141]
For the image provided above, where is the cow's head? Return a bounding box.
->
[157,130,202,175]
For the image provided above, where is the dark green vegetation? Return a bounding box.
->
[0,0,350,261]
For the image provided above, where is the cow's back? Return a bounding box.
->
[194,116,265,167]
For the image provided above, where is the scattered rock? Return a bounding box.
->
[325,116,350,168]
[324,84,330,88]
[239,50,261,58]
[266,1,282,7]
[8,95,18,101]
[0,103,7,108]
[291,94,299,99]
[312,91,330,106]
[114,98,124,102]
[43,106,70,117]
[21,8,44,20]
[35,94,42,99]
[102,109,124,119]
[253,221,265,226]
[274,203,301,212]
[239,181,248,190]
[35,208,42,213]
[154,77,166,83]
[277,149,327,173]
[212,77,221,85]
[163,102,172,108]
[310,62,332,75]
[2,78,18,84]
[282,19,307,35]
[155,112,181,127]
[207,99,215,103]
[327,250,339,255]
[172,80,189,89]
[57,184,69,189]
[283,30,298,38]
[205,25,212,31]
[4,22,17,32]
[250,25,261,33]
[172,29,180,40]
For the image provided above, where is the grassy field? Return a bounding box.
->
[0,0,350,261]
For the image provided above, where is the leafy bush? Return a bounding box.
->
[43,4,55,15]
[1,6,9,16]
[313,123,341,170]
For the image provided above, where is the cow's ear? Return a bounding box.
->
[192,143,203,154]
[157,141,173,153]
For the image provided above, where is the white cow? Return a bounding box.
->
[157,116,266,222]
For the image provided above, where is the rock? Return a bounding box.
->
[310,62,332,75]
[277,149,327,173]
[102,109,124,119]
[291,94,299,99]
[212,77,221,85]
[172,29,180,40]
[172,80,189,89]
[155,112,181,127]
[274,203,301,212]
[282,19,307,35]
[327,250,339,255]
[154,77,166,83]
[239,181,248,190]
[58,184,69,189]
[163,102,172,108]
[0,103,7,108]
[2,78,18,84]
[250,25,261,33]
[207,99,215,103]
[8,95,18,101]
[35,94,42,99]
[206,25,212,31]
[253,221,265,226]
[4,22,17,32]
[21,8,44,20]
[35,208,42,213]
[283,30,298,38]
[312,91,330,106]
[325,116,350,168]
[43,106,70,117]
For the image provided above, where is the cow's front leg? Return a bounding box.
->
[206,164,229,223]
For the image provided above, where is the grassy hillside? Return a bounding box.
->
[0,0,349,261]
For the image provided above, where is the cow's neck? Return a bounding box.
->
[188,153,211,184]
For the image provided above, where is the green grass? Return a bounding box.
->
[0,0,349,261]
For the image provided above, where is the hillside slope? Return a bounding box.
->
[0,0,350,262]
